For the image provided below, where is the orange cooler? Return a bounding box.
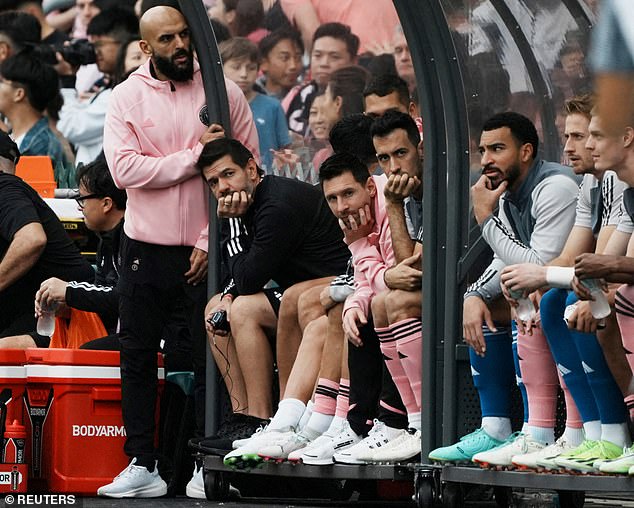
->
[0,350,27,426]
[24,349,164,494]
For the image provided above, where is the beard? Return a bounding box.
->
[154,48,194,82]
[482,161,521,190]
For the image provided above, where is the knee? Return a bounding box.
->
[371,291,388,322]
[0,335,36,349]
[540,288,563,309]
[279,283,305,315]
[538,289,566,328]
[297,288,324,325]
[230,295,255,323]
[385,290,419,321]
[205,293,222,316]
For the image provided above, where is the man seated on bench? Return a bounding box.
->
[198,137,349,449]
[0,131,94,347]
[1,158,125,349]
[34,158,126,349]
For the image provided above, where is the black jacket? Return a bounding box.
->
[65,219,123,333]
[220,176,349,297]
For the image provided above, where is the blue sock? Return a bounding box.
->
[540,289,600,423]
[565,292,629,424]
[511,322,529,423]
[469,326,515,418]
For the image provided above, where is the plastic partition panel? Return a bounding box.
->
[436,0,595,443]
[393,0,470,454]
[178,0,228,436]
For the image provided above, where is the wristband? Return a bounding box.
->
[545,266,575,288]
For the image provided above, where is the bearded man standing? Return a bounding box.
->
[99,5,258,498]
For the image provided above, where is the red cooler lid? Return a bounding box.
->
[25,348,164,367]
[25,348,120,367]
[0,349,27,366]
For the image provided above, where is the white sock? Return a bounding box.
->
[562,426,585,446]
[268,398,306,431]
[601,423,632,448]
[324,415,345,435]
[304,411,333,436]
[525,425,554,445]
[583,420,601,441]
[297,400,314,431]
[408,412,422,431]
[482,417,512,441]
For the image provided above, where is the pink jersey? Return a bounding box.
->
[344,174,395,318]
[103,59,259,251]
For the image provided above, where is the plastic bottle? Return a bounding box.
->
[580,279,611,319]
[3,420,26,463]
[36,302,58,336]
[508,288,536,322]
[563,303,577,324]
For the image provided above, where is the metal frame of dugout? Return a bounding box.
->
[179,0,634,505]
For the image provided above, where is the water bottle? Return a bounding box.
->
[563,303,577,324]
[580,279,611,319]
[508,288,536,322]
[36,302,58,336]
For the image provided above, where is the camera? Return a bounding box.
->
[207,309,230,332]
[35,39,97,67]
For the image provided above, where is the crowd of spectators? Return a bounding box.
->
[3,0,634,503]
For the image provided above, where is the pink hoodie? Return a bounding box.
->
[103,59,259,251]
[343,174,395,318]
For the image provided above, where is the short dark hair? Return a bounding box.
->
[0,0,42,10]
[0,50,58,112]
[211,18,231,45]
[95,0,136,10]
[313,22,359,59]
[319,151,370,186]
[363,73,410,108]
[219,36,258,65]
[327,65,369,117]
[77,158,127,210]
[370,110,420,149]
[87,6,138,39]
[0,10,40,49]
[113,36,141,85]
[196,137,264,176]
[482,111,539,157]
[363,53,397,79]
[329,113,376,166]
[232,0,264,37]
[258,27,303,59]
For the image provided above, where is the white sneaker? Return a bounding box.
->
[97,458,167,498]
[258,431,312,460]
[224,427,294,468]
[365,429,422,464]
[232,422,268,449]
[302,420,361,465]
[185,464,205,499]
[512,435,576,471]
[473,432,544,468]
[289,434,325,462]
[334,420,399,465]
